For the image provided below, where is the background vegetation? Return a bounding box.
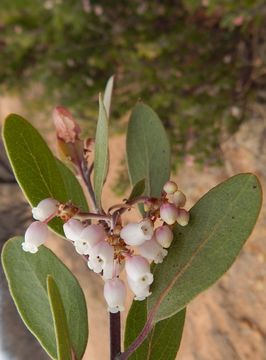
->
[0,0,266,166]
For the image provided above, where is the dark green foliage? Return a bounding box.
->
[0,0,265,165]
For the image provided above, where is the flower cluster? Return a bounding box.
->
[22,180,189,313]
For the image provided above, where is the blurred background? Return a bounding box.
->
[0,1,265,359]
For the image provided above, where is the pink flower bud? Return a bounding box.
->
[125,255,153,286]
[104,278,126,313]
[120,219,153,246]
[88,241,114,279]
[32,198,58,222]
[176,209,190,226]
[138,238,168,264]
[160,203,178,225]
[163,180,178,194]
[22,221,48,253]
[155,225,173,248]
[53,106,81,143]
[63,219,84,242]
[127,277,151,301]
[172,190,186,207]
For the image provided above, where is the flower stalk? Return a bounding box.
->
[110,312,121,360]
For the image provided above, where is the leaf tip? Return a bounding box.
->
[1,237,19,270]
[46,274,53,286]
[238,172,262,199]
[3,113,27,129]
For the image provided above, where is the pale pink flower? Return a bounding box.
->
[32,198,58,222]
[63,219,84,242]
[104,278,126,313]
[22,221,48,253]
[120,219,153,246]
[138,237,168,264]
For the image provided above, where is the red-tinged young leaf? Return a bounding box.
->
[53,106,81,143]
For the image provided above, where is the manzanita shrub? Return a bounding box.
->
[1,78,262,360]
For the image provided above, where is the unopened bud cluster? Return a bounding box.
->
[22,180,190,313]
[160,180,189,226]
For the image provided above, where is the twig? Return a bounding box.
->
[71,143,98,212]
[74,211,111,223]
[110,312,121,360]
[117,310,155,360]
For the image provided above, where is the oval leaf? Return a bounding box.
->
[147,309,185,360]
[125,300,149,359]
[47,275,72,360]
[2,237,88,359]
[126,103,170,198]
[2,114,89,236]
[2,114,66,204]
[148,173,262,322]
[125,300,185,360]
[93,94,109,207]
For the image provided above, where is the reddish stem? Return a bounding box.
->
[72,143,98,212]
[74,211,111,222]
[117,311,155,360]
[110,312,121,360]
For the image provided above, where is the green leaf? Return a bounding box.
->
[56,159,88,212]
[125,300,185,360]
[126,103,170,198]
[2,237,88,360]
[125,300,148,359]
[126,105,174,357]
[103,75,115,118]
[148,173,262,322]
[128,178,146,201]
[47,275,72,360]
[147,309,186,360]
[2,114,87,237]
[94,94,109,208]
